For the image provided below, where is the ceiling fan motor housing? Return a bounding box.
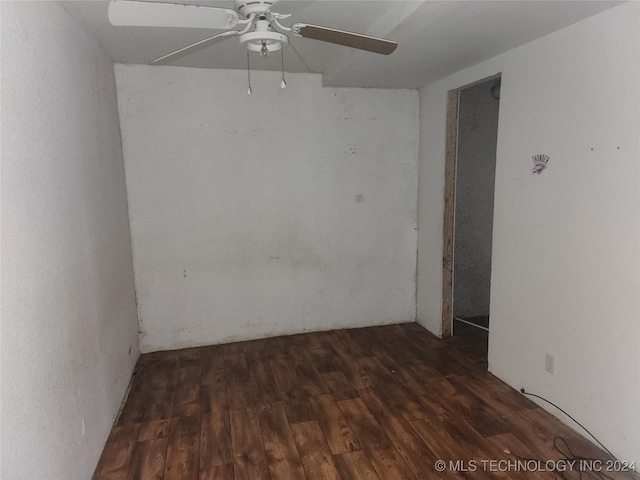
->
[234,0,277,18]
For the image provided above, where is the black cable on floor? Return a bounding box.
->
[506,435,619,480]
[520,388,615,459]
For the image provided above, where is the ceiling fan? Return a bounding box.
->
[108,0,399,66]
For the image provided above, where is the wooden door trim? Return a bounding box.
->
[441,90,459,338]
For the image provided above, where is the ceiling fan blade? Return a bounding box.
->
[108,0,239,30]
[291,23,397,55]
[150,31,239,65]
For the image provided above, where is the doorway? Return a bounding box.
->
[441,76,501,369]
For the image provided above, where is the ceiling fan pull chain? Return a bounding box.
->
[247,51,252,95]
[280,47,286,89]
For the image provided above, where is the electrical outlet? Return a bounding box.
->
[545,353,555,374]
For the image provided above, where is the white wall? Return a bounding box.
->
[417,2,639,465]
[115,66,419,353]
[1,3,140,478]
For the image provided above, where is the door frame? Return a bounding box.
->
[441,74,501,338]
[440,90,459,338]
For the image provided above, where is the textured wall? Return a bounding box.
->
[115,66,419,352]
[417,2,639,465]
[1,3,139,478]
[453,81,499,318]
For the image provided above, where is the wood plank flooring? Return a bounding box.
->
[445,319,489,370]
[94,323,637,479]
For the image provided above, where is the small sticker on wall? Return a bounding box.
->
[532,154,549,175]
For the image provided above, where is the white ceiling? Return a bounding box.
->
[63,0,621,88]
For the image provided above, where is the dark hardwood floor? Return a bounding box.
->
[445,319,489,370]
[93,323,637,479]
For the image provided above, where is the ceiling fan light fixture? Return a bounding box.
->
[239,31,288,54]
